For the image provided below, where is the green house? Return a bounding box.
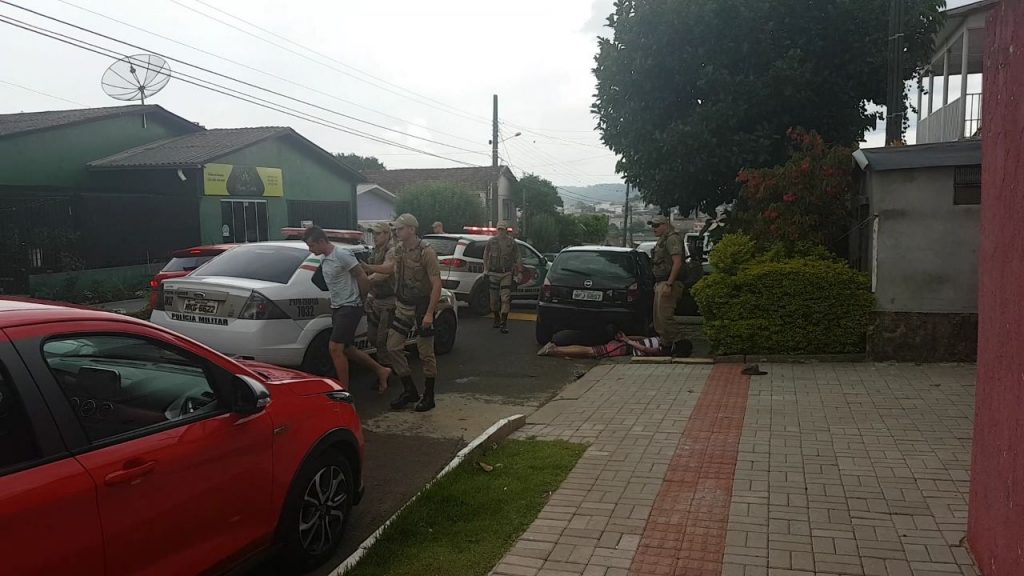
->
[0,105,362,295]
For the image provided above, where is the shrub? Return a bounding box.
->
[708,234,757,275]
[692,258,874,355]
[735,128,854,255]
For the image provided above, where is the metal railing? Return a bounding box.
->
[917,92,983,143]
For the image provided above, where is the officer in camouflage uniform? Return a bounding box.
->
[364,222,397,392]
[482,220,522,334]
[649,214,686,347]
[362,214,443,412]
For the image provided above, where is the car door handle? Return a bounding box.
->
[104,460,157,486]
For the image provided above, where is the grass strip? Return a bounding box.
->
[345,438,585,576]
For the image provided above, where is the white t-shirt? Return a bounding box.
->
[321,247,360,308]
[633,337,661,356]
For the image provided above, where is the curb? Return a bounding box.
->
[329,414,527,576]
[713,353,867,364]
[631,357,714,365]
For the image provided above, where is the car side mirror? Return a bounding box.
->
[232,375,271,415]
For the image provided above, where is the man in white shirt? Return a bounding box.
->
[304,226,391,390]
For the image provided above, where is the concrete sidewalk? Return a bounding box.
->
[491,362,977,576]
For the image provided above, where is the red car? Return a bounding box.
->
[149,245,236,309]
[0,298,364,575]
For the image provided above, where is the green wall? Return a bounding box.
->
[0,113,195,188]
[197,135,358,244]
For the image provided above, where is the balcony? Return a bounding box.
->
[915,1,992,144]
[918,92,982,144]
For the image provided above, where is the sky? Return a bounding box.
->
[0,0,979,188]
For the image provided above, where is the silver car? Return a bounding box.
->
[150,241,458,375]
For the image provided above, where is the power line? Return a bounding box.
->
[54,0,488,149]
[0,79,87,106]
[0,14,484,167]
[1,1,492,159]
[172,0,614,152]
[505,135,608,187]
[167,0,494,127]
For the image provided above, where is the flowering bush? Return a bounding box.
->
[736,128,854,253]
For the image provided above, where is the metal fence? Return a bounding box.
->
[0,193,200,294]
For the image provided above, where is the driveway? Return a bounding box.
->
[248,302,589,575]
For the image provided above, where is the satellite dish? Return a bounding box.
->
[101,54,171,105]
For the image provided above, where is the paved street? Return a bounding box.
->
[250,302,591,576]
[491,362,978,576]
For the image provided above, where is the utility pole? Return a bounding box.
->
[623,183,630,247]
[885,0,906,145]
[491,94,500,226]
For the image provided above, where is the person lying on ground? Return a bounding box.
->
[537,332,691,359]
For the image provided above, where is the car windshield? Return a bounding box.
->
[551,251,636,282]
[192,245,308,284]
[161,255,215,273]
[423,236,458,256]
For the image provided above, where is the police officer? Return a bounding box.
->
[483,220,522,334]
[649,214,686,347]
[364,222,397,394]
[362,214,443,412]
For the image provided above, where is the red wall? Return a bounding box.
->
[970,2,1024,574]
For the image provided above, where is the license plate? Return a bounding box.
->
[182,298,218,315]
[572,289,603,302]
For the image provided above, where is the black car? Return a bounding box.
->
[536,246,655,344]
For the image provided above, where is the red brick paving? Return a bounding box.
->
[629,364,750,576]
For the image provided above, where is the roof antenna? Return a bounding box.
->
[101,54,171,128]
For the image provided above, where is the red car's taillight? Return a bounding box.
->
[440,258,467,269]
[239,291,290,320]
[153,284,166,311]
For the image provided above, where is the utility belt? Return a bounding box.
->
[396,295,434,336]
[397,293,429,307]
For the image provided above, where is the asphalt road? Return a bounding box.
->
[248,302,589,576]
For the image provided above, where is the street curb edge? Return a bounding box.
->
[329,413,527,576]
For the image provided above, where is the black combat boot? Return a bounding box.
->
[390,376,420,410]
[415,378,436,412]
[492,312,501,328]
[500,314,509,334]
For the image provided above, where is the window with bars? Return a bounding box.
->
[954,165,981,205]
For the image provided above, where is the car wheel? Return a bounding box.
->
[277,450,354,573]
[433,310,458,355]
[535,319,553,345]
[469,283,491,316]
[301,331,336,377]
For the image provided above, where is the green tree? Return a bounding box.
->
[559,214,610,247]
[592,0,944,214]
[334,153,386,173]
[394,183,486,233]
[512,174,564,220]
[526,212,561,252]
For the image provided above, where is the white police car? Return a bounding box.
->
[150,229,458,375]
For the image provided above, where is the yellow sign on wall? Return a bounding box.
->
[203,163,283,197]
